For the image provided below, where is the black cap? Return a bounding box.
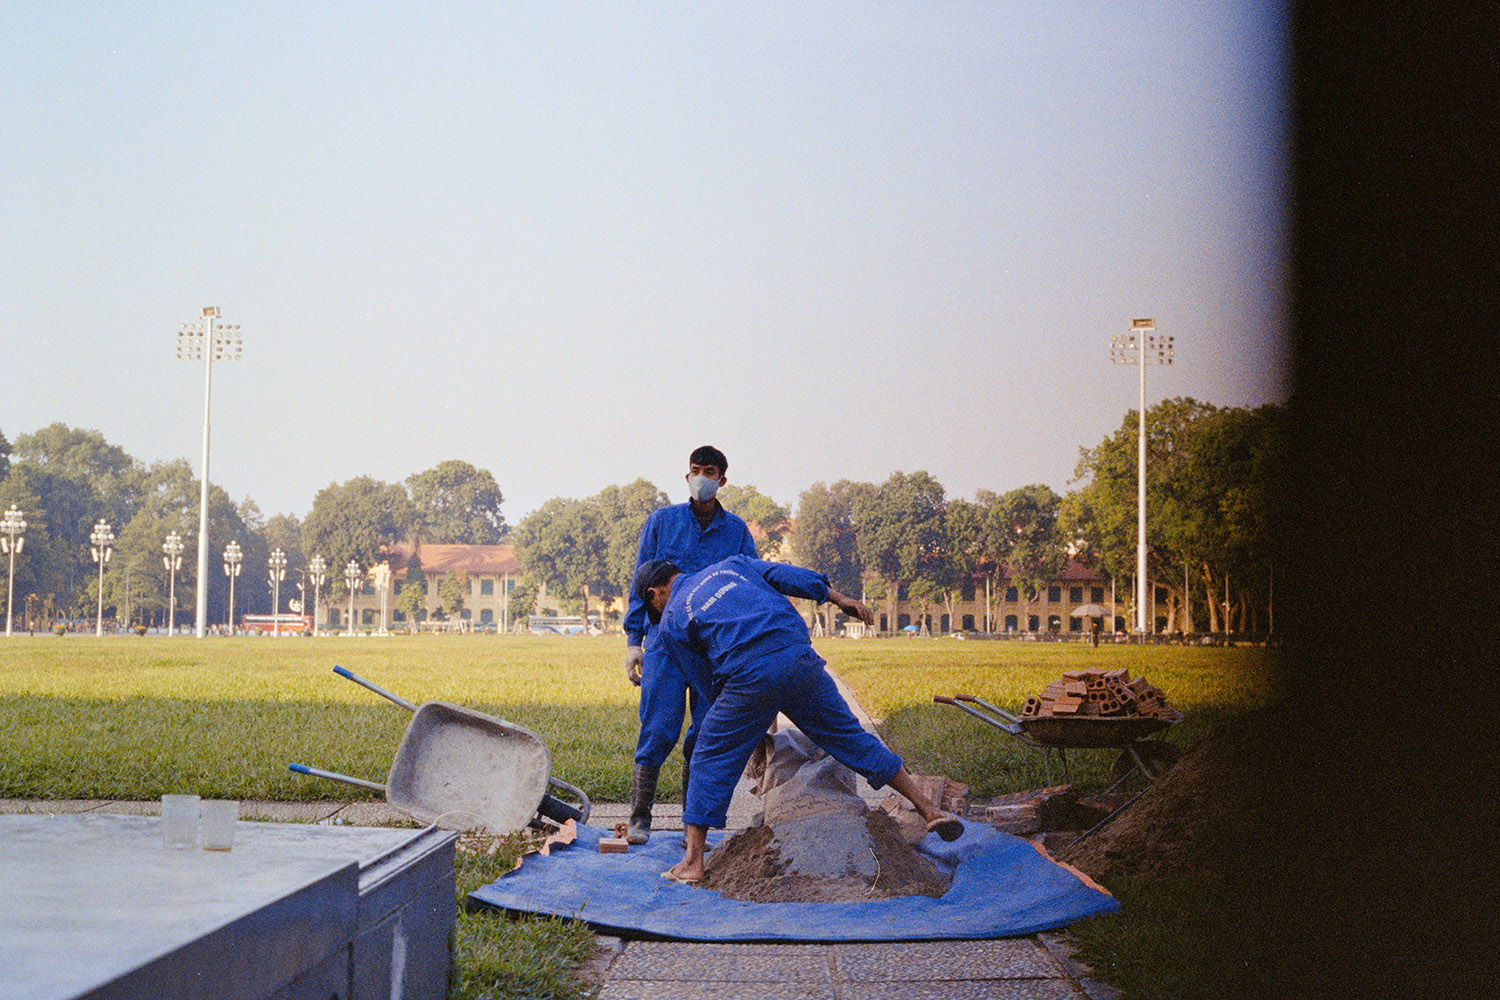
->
[633,559,680,621]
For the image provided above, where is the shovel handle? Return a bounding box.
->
[333,665,418,712]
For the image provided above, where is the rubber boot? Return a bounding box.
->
[627,764,658,845]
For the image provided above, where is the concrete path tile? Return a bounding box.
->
[598,984,835,1000]
[838,982,1083,1000]
[833,939,1062,980]
[606,941,835,983]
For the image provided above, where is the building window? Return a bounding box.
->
[480,609,493,624]
[1092,587,1104,603]
[460,609,472,620]
[480,579,494,596]
[1070,586,1083,603]
[961,583,975,601]
[1028,615,1039,631]
[962,614,975,631]
[1069,616,1083,632]
[940,615,950,633]
[1155,586,1169,604]
[361,609,374,625]
[1005,586,1018,602]
[1005,615,1018,632]
[1048,586,1062,603]
[1047,615,1061,632]
[897,614,911,630]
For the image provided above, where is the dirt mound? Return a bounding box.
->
[1056,711,1290,884]
[701,809,952,903]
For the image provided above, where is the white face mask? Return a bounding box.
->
[687,474,720,503]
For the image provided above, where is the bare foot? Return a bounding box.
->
[662,861,703,884]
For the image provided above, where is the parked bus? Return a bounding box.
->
[527,615,586,635]
[242,613,311,636]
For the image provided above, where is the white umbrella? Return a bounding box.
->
[1072,604,1110,618]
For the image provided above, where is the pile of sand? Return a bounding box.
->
[701,809,951,903]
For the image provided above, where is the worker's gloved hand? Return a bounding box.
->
[625,646,644,686]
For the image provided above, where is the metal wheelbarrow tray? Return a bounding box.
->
[291,666,590,834]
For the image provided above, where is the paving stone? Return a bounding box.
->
[598,983,835,1000]
[839,982,1083,1000]
[607,941,834,983]
[834,939,1061,980]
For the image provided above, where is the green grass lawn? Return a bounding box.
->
[0,633,1276,802]
[0,633,1280,1000]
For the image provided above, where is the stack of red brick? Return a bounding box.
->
[1019,668,1174,719]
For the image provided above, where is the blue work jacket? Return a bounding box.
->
[624,501,757,647]
[653,555,829,705]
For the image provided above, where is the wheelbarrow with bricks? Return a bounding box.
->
[932,689,1183,790]
[290,666,590,834]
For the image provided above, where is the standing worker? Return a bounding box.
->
[623,445,759,844]
[633,555,964,884]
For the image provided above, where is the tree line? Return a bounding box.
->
[0,397,1281,633]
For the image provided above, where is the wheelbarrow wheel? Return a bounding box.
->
[1110,739,1183,790]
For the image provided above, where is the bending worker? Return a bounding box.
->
[623,445,758,844]
[633,554,964,884]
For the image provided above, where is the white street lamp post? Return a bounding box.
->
[344,561,362,636]
[308,555,326,637]
[269,548,287,637]
[178,306,242,638]
[1111,318,1174,639]
[223,540,243,634]
[162,531,185,636]
[3,506,27,637]
[90,521,114,636]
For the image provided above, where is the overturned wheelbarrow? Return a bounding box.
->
[290,665,590,834]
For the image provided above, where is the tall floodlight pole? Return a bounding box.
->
[344,561,362,636]
[3,506,28,637]
[308,555,327,637]
[162,531,185,636]
[1110,318,1174,639]
[223,541,243,633]
[90,521,115,636]
[178,306,243,638]
[268,548,287,637]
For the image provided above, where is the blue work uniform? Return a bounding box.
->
[654,555,902,829]
[625,501,758,768]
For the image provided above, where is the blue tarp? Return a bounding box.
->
[467,822,1118,942]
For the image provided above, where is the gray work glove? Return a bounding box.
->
[625,646,644,686]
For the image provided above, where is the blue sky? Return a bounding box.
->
[0,2,1288,524]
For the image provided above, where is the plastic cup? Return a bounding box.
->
[161,794,201,849]
[200,800,239,851]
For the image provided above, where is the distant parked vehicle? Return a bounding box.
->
[242,613,311,636]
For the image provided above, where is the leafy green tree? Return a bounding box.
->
[303,477,414,576]
[396,554,427,628]
[792,480,866,633]
[439,569,469,620]
[504,576,540,631]
[593,479,668,597]
[14,423,145,527]
[405,460,506,544]
[0,468,74,620]
[513,497,609,623]
[993,484,1065,631]
[943,497,987,631]
[851,471,946,633]
[0,428,10,480]
[718,484,791,556]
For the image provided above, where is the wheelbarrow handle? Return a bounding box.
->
[537,777,592,826]
[288,761,388,794]
[333,665,419,712]
[933,693,1023,735]
[955,693,1022,725]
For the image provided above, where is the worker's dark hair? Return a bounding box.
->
[632,559,681,623]
[689,445,728,473]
